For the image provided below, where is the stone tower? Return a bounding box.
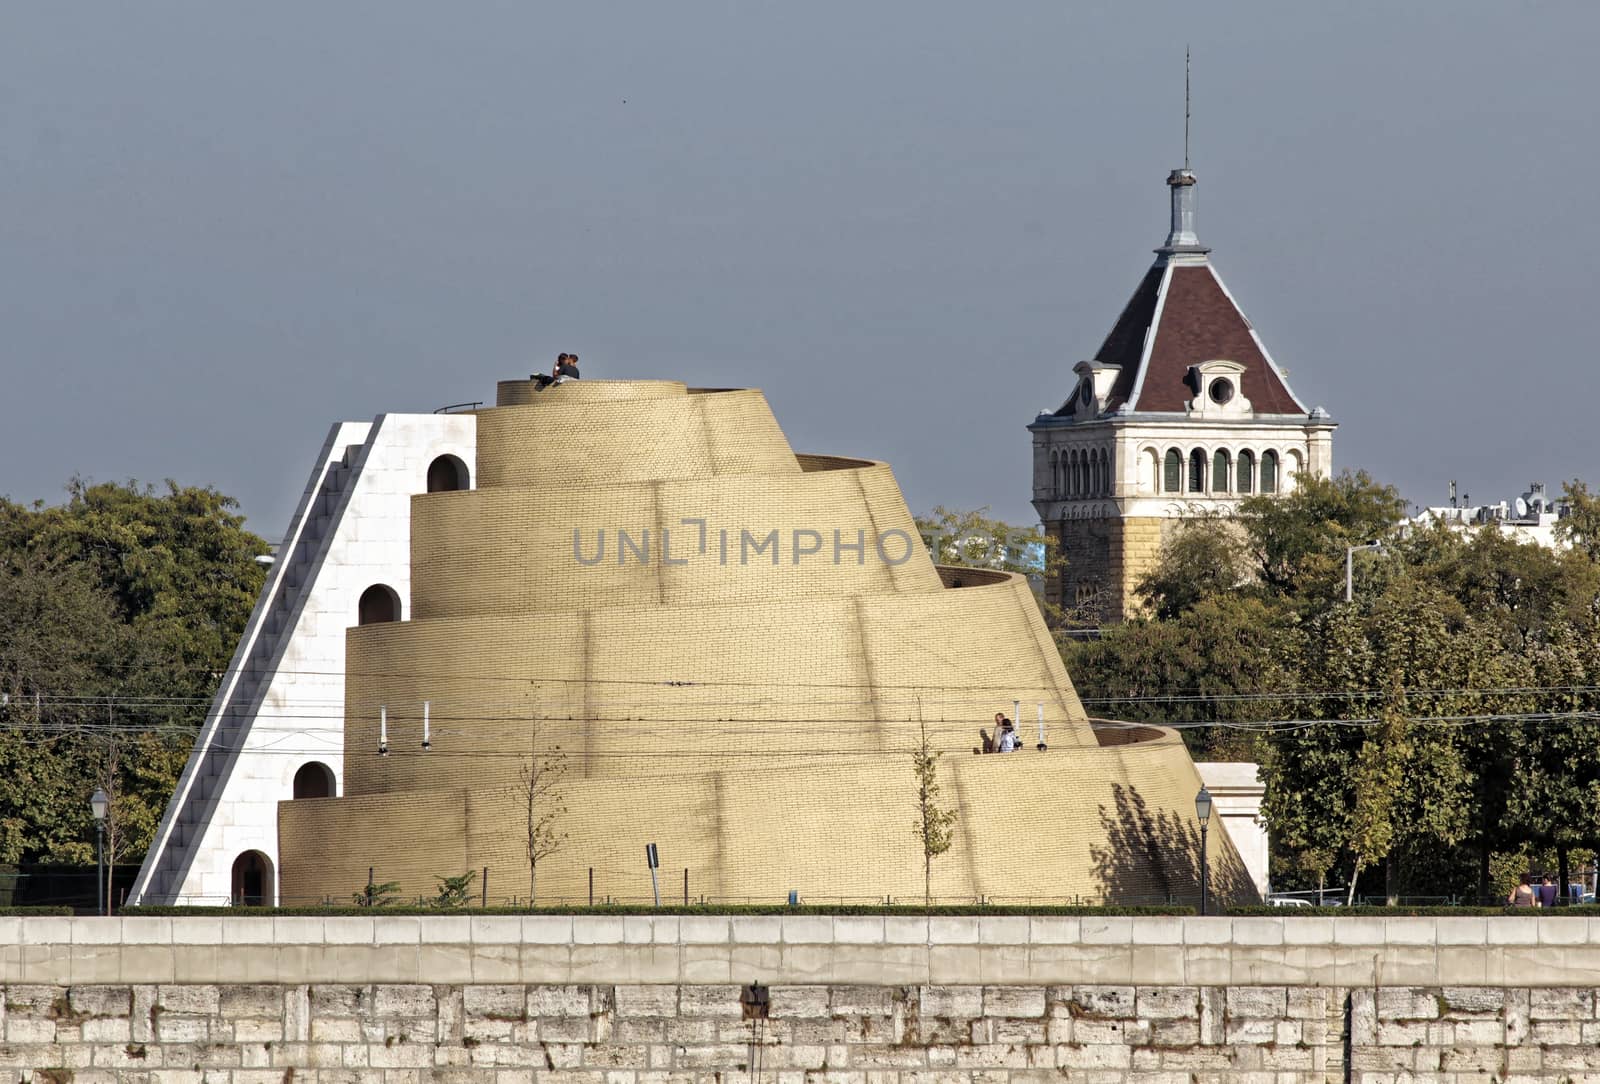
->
[1029,168,1335,623]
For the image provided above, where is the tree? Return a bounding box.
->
[0,479,268,867]
[1235,470,1407,606]
[1065,594,1298,761]
[915,506,1071,622]
[910,708,957,907]
[1556,479,1600,561]
[520,739,569,907]
[1134,516,1252,620]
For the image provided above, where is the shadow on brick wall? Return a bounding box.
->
[1088,783,1257,908]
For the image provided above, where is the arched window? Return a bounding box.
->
[1050,451,1061,496]
[1073,451,1084,496]
[1236,450,1255,494]
[293,761,336,800]
[426,454,470,493]
[1188,449,1206,493]
[1286,449,1305,491]
[1099,449,1111,495]
[1089,452,1100,496]
[1163,449,1182,493]
[231,850,275,907]
[1141,448,1159,494]
[1261,450,1279,494]
[1212,450,1231,494]
[358,584,401,625]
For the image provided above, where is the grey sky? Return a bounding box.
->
[2,2,1595,538]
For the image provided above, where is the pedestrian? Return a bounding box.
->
[534,353,582,388]
[1508,874,1537,908]
[1538,875,1558,909]
[995,714,1020,753]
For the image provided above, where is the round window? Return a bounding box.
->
[1209,378,1235,405]
[1079,380,1095,407]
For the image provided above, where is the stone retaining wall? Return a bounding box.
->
[5,915,1600,1082]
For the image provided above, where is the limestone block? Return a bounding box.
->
[982,986,1045,1018]
[374,984,438,1019]
[1067,985,1136,1019]
[69,984,132,1018]
[1530,987,1592,1019]
[1376,987,1440,1020]
[615,985,677,1018]
[1225,985,1286,1019]
[1127,945,1185,984]
[919,985,982,1019]
[1135,986,1198,1020]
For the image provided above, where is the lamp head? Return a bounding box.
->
[1194,785,1213,825]
[90,788,109,822]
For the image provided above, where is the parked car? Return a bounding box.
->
[1266,895,1312,908]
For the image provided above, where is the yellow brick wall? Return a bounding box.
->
[278,381,1255,908]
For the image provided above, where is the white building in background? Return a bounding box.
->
[129,411,476,906]
[1197,762,1269,899]
[1416,481,1573,549]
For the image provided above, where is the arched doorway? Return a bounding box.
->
[293,761,336,800]
[231,850,274,907]
[358,584,401,625]
[426,454,470,493]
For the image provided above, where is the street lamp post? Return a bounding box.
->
[1195,785,1213,916]
[90,788,109,916]
[1344,541,1384,603]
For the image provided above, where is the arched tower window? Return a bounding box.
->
[1050,451,1061,496]
[1163,449,1182,493]
[1099,449,1111,495]
[1236,450,1255,494]
[1286,449,1305,491]
[293,761,336,799]
[1261,450,1280,494]
[358,584,401,625]
[1188,449,1206,493]
[231,850,275,907]
[1073,451,1084,497]
[1141,448,1159,494]
[1211,450,1231,494]
[426,454,470,493]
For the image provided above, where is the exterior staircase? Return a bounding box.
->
[129,436,368,904]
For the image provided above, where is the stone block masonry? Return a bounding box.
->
[6,914,1600,1081]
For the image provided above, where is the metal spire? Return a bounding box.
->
[1184,47,1191,170]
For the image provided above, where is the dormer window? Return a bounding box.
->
[1186,360,1251,417]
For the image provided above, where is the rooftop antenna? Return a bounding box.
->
[1184,47,1191,170]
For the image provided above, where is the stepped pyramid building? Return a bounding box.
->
[134,379,1255,908]
[1030,168,1336,623]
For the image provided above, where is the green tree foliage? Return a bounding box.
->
[1234,470,1408,606]
[1070,468,1600,903]
[0,479,268,867]
[1555,480,1600,561]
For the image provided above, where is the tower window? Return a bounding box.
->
[293,761,336,799]
[426,454,470,493]
[1188,449,1206,493]
[1211,450,1231,493]
[1237,450,1255,494]
[358,584,402,625]
[1163,450,1181,493]
[1209,378,1235,405]
[1261,450,1280,494]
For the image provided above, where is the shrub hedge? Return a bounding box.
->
[123,903,1195,918]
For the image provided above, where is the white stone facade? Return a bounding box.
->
[129,412,477,905]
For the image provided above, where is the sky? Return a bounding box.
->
[2,2,1596,539]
